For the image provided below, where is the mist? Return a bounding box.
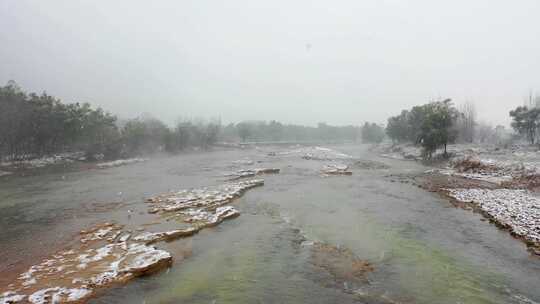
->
[6,2,540,302]
[2,0,540,126]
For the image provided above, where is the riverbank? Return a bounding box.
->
[376,143,540,256]
[0,148,220,178]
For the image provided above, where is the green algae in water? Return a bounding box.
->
[298,210,511,304]
[143,214,331,304]
[147,247,259,303]
[385,235,506,304]
[366,221,512,303]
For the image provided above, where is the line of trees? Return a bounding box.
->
[1,81,367,162]
[0,81,120,161]
[0,81,222,161]
[221,121,361,143]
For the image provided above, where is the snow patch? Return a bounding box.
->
[446,188,540,244]
[96,158,147,169]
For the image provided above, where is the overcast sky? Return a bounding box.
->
[2,0,540,126]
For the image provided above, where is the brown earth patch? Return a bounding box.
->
[310,242,373,288]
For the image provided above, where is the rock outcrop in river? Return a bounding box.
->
[146,179,264,214]
[0,179,265,304]
[321,164,352,177]
[96,158,148,169]
[225,168,280,180]
[0,223,173,304]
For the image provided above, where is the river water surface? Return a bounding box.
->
[1,144,539,303]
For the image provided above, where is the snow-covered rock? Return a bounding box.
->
[146,179,264,214]
[132,228,199,244]
[96,158,147,169]
[1,178,267,303]
[321,163,352,177]
[0,152,85,169]
[180,206,240,227]
[0,240,171,304]
[80,222,123,244]
[225,168,280,180]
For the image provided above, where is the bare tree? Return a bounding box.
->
[457,101,476,143]
[475,122,495,143]
[525,89,540,108]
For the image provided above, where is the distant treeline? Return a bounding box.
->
[0,81,370,161]
[0,81,222,161]
[0,81,119,161]
[220,121,361,143]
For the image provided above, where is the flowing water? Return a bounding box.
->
[1,144,540,303]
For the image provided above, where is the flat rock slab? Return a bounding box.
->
[321,164,352,177]
[0,238,171,304]
[225,168,280,180]
[146,179,264,213]
[1,179,265,304]
[96,158,147,169]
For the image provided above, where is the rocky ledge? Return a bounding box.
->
[225,168,280,180]
[0,223,173,304]
[95,158,147,169]
[146,179,264,214]
[0,179,265,304]
[321,164,352,177]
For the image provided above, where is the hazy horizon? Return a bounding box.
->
[2,0,540,127]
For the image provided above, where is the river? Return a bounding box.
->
[1,144,539,303]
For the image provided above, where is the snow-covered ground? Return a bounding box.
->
[0,152,85,169]
[377,143,540,187]
[446,188,540,248]
[0,154,149,174]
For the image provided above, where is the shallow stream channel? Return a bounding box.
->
[1,144,539,303]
